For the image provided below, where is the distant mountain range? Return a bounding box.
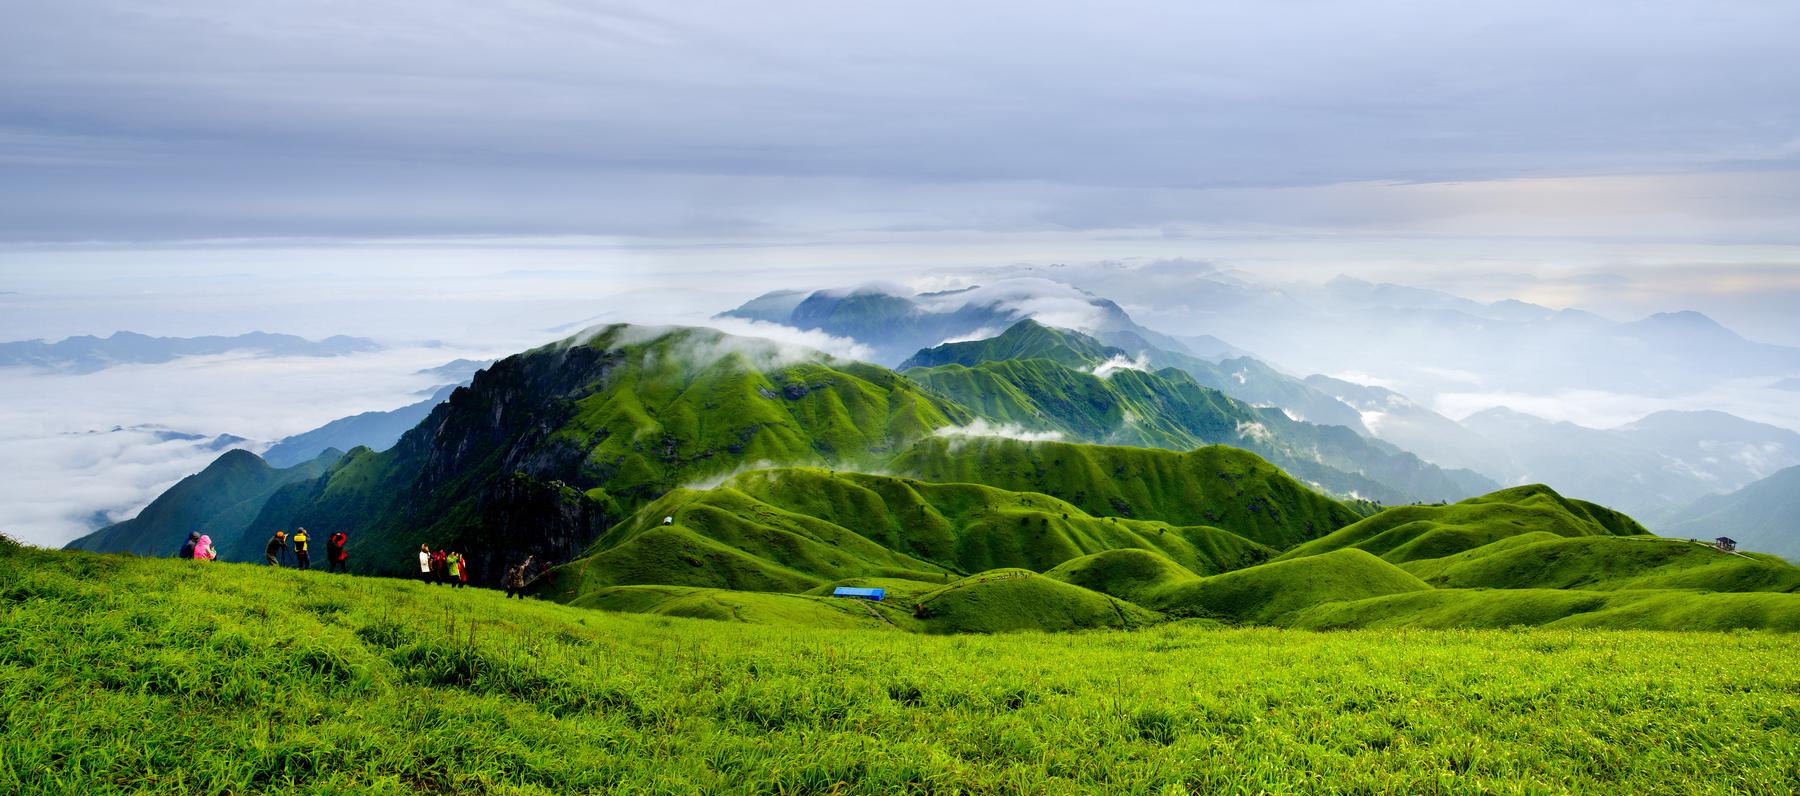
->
[1458,408,1800,521]
[1662,466,1800,562]
[0,331,380,373]
[262,384,462,468]
[997,266,1800,400]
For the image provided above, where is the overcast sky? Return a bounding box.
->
[0,5,1794,228]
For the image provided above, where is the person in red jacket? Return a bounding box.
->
[326,532,349,573]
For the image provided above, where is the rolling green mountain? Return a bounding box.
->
[1662,465,1800,562]
[1400,535,1800,592]
[902,321,1497,504]
[63,448,341,558]
[231,324,969,576]
[553,467,1277,601]
[889,437,1367,549]
[63,322,1800,634]
[1277,484,1647,564]
[901,319,1368,431]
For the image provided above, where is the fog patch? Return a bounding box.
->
[933,419,1064,443]
[1235,421,1274,444]
[677,459,787,493]
[1091,354,1150,379]
[935,327,1002,346]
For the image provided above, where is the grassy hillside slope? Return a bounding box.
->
[1279,484,1647,564]
[1287,588,1800,632]
[1402,535,1800,593]
[5,540,1797,794]
[891,436,1367,549]
[1150,549,1432,623]
[566,467,1271,591]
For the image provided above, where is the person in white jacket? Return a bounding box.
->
[418,544,433,583]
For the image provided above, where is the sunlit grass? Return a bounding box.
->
[3,541,1796,795]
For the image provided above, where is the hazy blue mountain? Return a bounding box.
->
[1022,266,1800,400]
[72,425,250,452]
[1662,466,1800,562]
[415,358,492,384]
[1172,333,1258,362]
[0,331,380,373]
[1462,407,1800,519]
[63,448,341,557]
[719,279,1198,366]
[1303,374,1516,475]
[262,384,461,468]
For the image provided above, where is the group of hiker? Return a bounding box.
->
[260,528,350,572]
[178,529,545,597]
[178,528,349,572]
[417,544,541,598]
[416,544,473,587]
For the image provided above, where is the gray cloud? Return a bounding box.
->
[3,1,1800,241]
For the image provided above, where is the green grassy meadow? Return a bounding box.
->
[5,540,1797,795]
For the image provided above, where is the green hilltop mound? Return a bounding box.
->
[1279,484,1648,564]
[1153,549,1432,624]
[901,321,1498,505]
[566,584,895,630]
[1043,548,1202,604]
[551,467,1272,603]
[1286,588,1800,632]
[892,436,1364,549]
[1403,535,1800,592]
[898,318,1124,370]
[909,568,1161,634]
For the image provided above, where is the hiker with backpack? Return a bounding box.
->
[504,555,534,598]
[193,534,217,561]
[292,528,312,570]
[265,531,288,566]
[503,563,524,598]
[326,532,348,573]
[179,532,200,560]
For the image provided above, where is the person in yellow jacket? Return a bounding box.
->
[292,528,312,570]
[446,551,465,589]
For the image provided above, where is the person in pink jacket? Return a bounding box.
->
[193,535,217,561]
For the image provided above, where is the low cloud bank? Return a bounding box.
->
[0,345,490,547]
[933,419,1064,443]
